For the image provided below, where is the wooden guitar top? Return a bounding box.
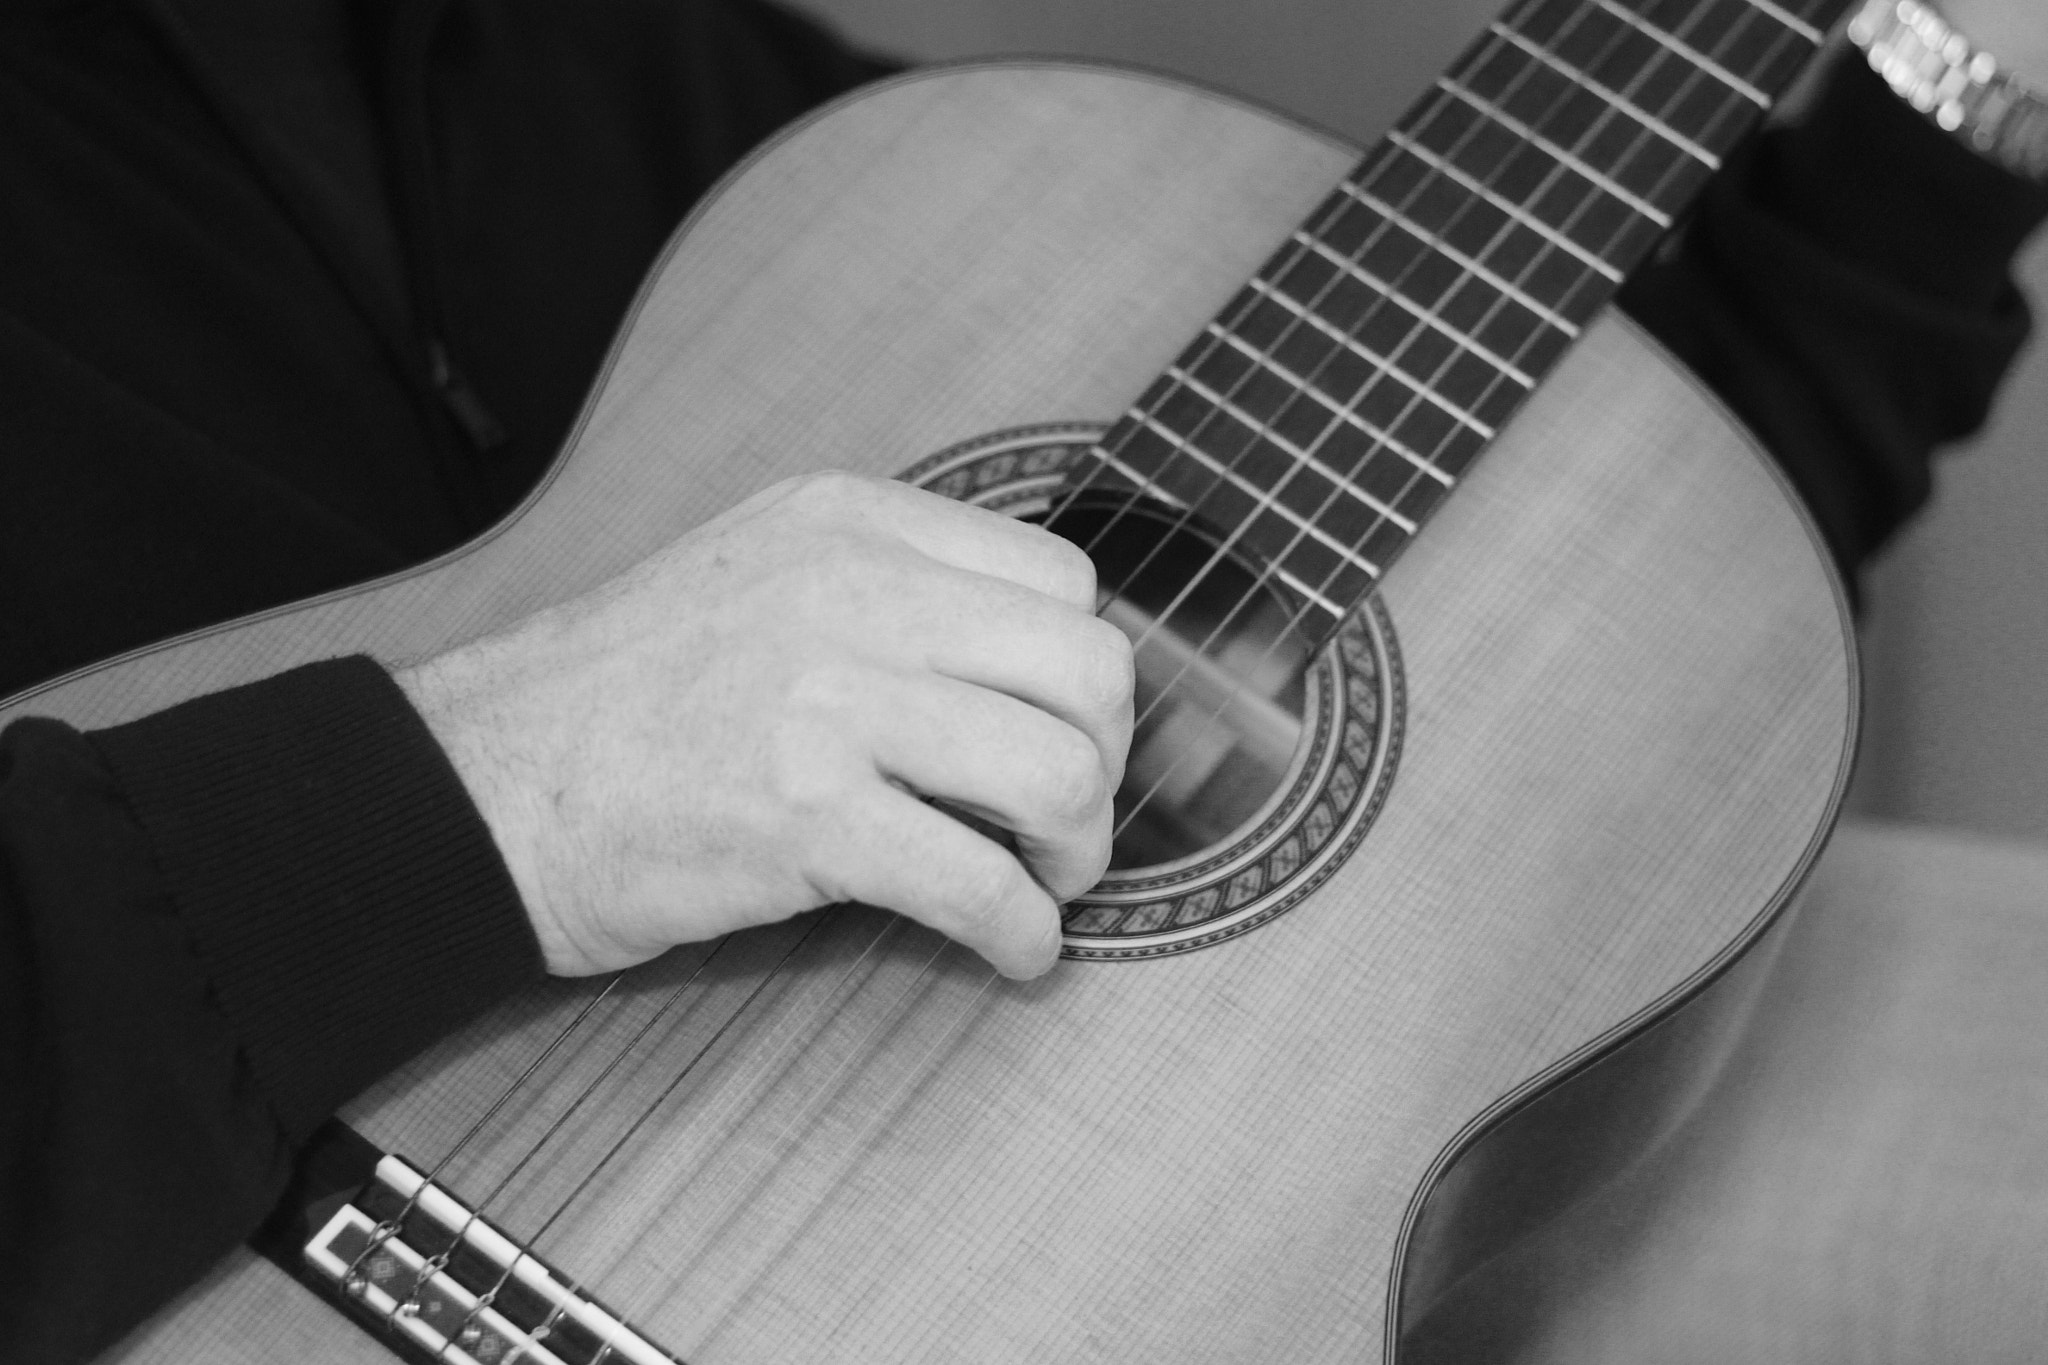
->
[17,64,1856,1363]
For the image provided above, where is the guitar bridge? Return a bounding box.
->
[301,1154,684,1365]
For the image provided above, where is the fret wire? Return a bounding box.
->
[1321,0,1816,605]
[1098,3,1657,817]
[1050,188,1401,540]
[1703,0,1835,50]
[1138,413,1376,581]
[1087,0,1784,652]
[1648,46,1768,158]
[1387,2,1793,524]
[1405,21,1672,282]
[1364,5,1684,391]
[1625,3,1811,203]
[1209,319,1456,488]
[1304,5,1686,536]
[1497,1,1791,261]
[1271,568,1347,621]
[1138,14,1564,454]
[1134,410,1388,578]
[1730,0,1824,42]
[1348,0,1804,563]
[1086,0,1668,741]
[1338,182,1583,336]
[1305,0,1787,444]
[1308,183,1586,427]
[1489,6,1732,201]
[1086,297,1373,581]
[1435,76,1675,227]
[1292,231,1537,386]
[1569,36,1737,230]
[1384,130,1625,282]
[1189,332,1454,539]
[1672,0,1806,87]
[1707,0,1825,98]
[1103,14,1670,835]
[1339,151,1602,323]
[1093,441,1193,511]
[1426,22,1707,366]
[1237,7,1641,580]
[1490,19,1741,215]
[1532,15,1713,208]
[1109,3,1622,549]
[1251,272,1502,439]
[1342,27,1650,335]
[1057,0,1821,764]
[1177,345,1422,531]
[1644,2,1751,74]
[1603,8,1757,171]
[1484,21,1721,169]
[1110,405,1366,633]
[1593,0,1770,105]
[1795,0,1853,26]
[1071,257,1401,664]
[1060,72,1488,571]
[1076,62,1500,610]
[1103,0,1828,776]
[1212,166,1523,601]
[1490,16,1728,170]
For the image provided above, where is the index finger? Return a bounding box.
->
[829,473,1100,611]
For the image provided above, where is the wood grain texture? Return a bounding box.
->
[29,65,1857,1363]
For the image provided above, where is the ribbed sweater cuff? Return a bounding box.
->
[1769,53,2048,311]
[87,655,543,1138]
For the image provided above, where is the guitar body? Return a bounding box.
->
[29,65,1854,1363]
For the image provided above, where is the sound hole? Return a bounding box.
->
[1049,500,1311,872]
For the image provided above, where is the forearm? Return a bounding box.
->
[1617,45,2048,583]
[0,658,542,1364]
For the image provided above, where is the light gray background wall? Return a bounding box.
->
[1857,265,2048,842]
[794,0,2048,843]
[798,0,1496,141]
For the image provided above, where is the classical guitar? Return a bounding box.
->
[7,0,1857,1359]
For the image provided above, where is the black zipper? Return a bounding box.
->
[381,0,515,528]
[426,338,508,454]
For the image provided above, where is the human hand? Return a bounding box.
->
[396,471,1132,981]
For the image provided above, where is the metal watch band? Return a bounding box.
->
[1848,0,2048,182]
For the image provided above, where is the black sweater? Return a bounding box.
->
[0,2,2042,1360]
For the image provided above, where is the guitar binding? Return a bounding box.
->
[901,423,1405,961]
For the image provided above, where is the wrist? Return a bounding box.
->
[91,657,544,1125]
[395,643,601,977]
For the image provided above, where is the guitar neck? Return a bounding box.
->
[1075,0,1852,639]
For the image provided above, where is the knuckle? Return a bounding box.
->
[1076,617,1136,713]
[1050,814,1115,902]
[770,671,871,807]
[785,550,873,618]
[781,469,871,519]
[768,742,854,822]
[946,849,1023,938]
[784,657,869,722]
[1027,725,1107,828]
[1035,530,1099,607]
[792,467,861,498]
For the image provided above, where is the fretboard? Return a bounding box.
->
[1065,0,1853,639]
